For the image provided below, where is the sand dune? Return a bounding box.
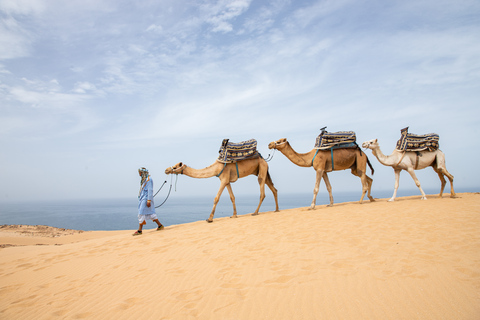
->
[1,193,479,319]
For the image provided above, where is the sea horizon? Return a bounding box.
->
[0,188,476,231]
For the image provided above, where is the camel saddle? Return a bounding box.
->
[217,139,259,163]
[396,127,439,152]
[314,129,357,150]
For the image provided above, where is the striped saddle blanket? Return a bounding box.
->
[217,139,259,163]
[396,127,439,152]
[314,130,357,150]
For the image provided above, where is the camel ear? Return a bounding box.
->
[374,139,378,143]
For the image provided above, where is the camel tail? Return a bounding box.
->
[367,155,374,175]
[357,144,374,175]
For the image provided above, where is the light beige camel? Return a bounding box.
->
[165,157,279,222]
[361,139,456,201]
[268,138,375,209]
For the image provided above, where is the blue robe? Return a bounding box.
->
[138,177,156,216]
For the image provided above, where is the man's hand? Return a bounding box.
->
[147,200,151,207]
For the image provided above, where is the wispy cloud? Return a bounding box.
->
[0,16,32,59]
[201,0,252,33]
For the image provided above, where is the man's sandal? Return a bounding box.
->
[157,225,164,231]
[132,230,142,236]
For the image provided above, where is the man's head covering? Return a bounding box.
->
[139,167,149,185]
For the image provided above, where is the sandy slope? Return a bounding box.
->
[0,193,479,319]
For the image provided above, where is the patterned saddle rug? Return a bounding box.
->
[217,139,259,163]
[396,127,439,152]
[314,130,357,150]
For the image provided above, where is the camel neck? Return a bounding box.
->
[181,163,222,179]
[279,142,316,167]
[372,145,396,166]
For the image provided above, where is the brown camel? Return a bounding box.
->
[268,138,375,209]
[165,157,279,222]
[362,139,456,201]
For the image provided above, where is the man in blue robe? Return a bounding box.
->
[133,167,164,236]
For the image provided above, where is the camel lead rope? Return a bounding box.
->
[153,180,167,198]
[155,175,174,208]
[264,148,276,162]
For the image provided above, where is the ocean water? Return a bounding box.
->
[0,188,474,231]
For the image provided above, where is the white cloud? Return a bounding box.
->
[146,24,163,33]
[239,0,288,35]
[202,0,252,33]
[0,16,32,59]
[289,0,351,29]
[0,0,45,15]
[20,77,60,92]
[0,63,11,74]
[7,85,86,110]
[0,0,47,60]
[73,81,99,94]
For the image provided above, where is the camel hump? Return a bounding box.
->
[218,138,258,163]
[315,130,356,150]
[396,127,439,152]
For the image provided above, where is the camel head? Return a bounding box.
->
[268,138,288,150]
[165,162,186,175]
[362,139,378,150]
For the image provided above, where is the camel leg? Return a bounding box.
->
[437,167,456,198]
[310,170,326,210]
[366,176,375,202]
[207,182,228,223]
[434,168,456,198]
[406,168,427,200]
[252,173,267,216]
[351,168,367,204]
[389,169,401,202]
[265,172,279,212]
[322,172,334,207]
[359,175,367,204]
[434,153,456,198]
[226,183,238,218]
[432,167,446,198]
[444,169,456,198]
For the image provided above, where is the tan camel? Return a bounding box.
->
[164,157,279,222]
[361,139,456,201]
[268,138,375,209]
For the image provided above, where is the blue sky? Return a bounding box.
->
[1,0,479,202]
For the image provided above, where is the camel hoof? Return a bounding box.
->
[275,209,280,212]
[230,215,237,219]
[206,219,213,223]
[388,198,395,202]
[369,197,375,202]
[421,197,427,200]
[252,213,259,216]
[326,204,333,207]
